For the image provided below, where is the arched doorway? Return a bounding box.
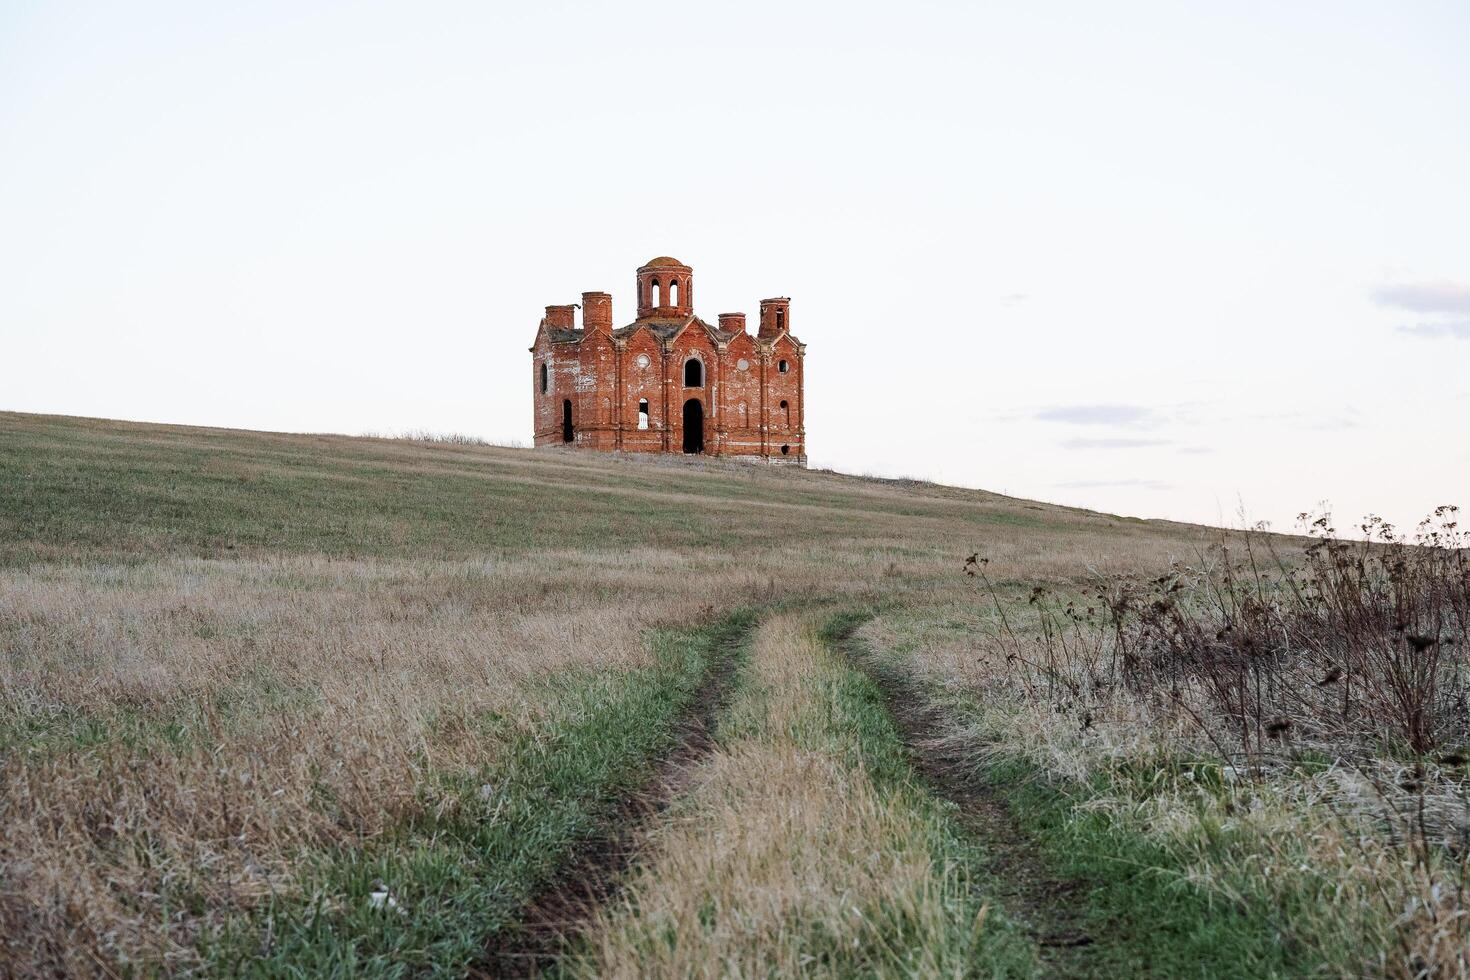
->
[562,399,574,443]
[682,398,704,454]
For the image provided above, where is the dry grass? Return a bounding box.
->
[0,555,633,970]
[571,615,1002,978]
[0,551,850,974]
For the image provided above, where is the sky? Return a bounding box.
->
[3,0,1467,534]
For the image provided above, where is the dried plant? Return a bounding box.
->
[970,506,1470,765]
[964,505,1470,976]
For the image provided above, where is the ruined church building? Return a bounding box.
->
[530,256,807,464]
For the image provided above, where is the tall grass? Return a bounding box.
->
[0,555,677,973]
[932,506,1470,976]
[360,428,522,447]
[208,614,755,976]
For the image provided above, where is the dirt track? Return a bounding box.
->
[833,625,1108,977]
[475,618,753,978]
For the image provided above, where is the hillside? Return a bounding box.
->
[1,411,1457,977]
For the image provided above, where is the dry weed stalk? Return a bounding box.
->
[962,505,1470,977]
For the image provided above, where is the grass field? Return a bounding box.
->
[2,410,1463,977]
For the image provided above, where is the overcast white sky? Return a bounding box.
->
[3,1,1467,532]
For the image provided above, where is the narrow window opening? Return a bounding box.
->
[684,358,703,388]
[539,363,548,393]
[638,399,649,430]
[671,278,680,307]
[779,399,790,426]
[562,399,574,443]
[652,278,661,308]
[778,359,789,373]
[776,310,785,332]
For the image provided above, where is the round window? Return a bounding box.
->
[736,358,749,371]
[635,354,650,369]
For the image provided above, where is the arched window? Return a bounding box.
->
[638,399,649,430]
[684,358,703,388]
[778,359,789,373]
[539,363,548,393]
[776,309,785,332]
[651,278,661,308]
[671,278,681,307]
[779,399,790,426]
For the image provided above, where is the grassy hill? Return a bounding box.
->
[1,411,1458,977]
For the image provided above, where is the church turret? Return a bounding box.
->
[545,305,576,330]
[582,291,612,334]
[758,297,790,337]
[636,256,693,319]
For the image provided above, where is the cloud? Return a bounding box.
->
[1246,409,1362,430]
[1056,478,1174,491]
[1396,320,1470,340]
[1373,281,1470,315]
[1060,437,1171,450]
[1034,404,1159,427]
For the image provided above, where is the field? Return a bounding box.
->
[2,411,1464,977]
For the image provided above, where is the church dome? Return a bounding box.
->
[636,256,694,317]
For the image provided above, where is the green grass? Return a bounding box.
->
[0,418,657,562]
[207,611,756,977]
[0,411,1165,571]
[807,614,1041,976]
[983,756,1311,977]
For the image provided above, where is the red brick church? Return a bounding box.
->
[530,256,806,464]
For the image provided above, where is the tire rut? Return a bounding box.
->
[832,622,1107,978]
[472,616,753,978]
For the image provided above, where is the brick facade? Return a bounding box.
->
[529,256,807,465]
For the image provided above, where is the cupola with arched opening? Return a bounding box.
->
[636,256,693,319]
